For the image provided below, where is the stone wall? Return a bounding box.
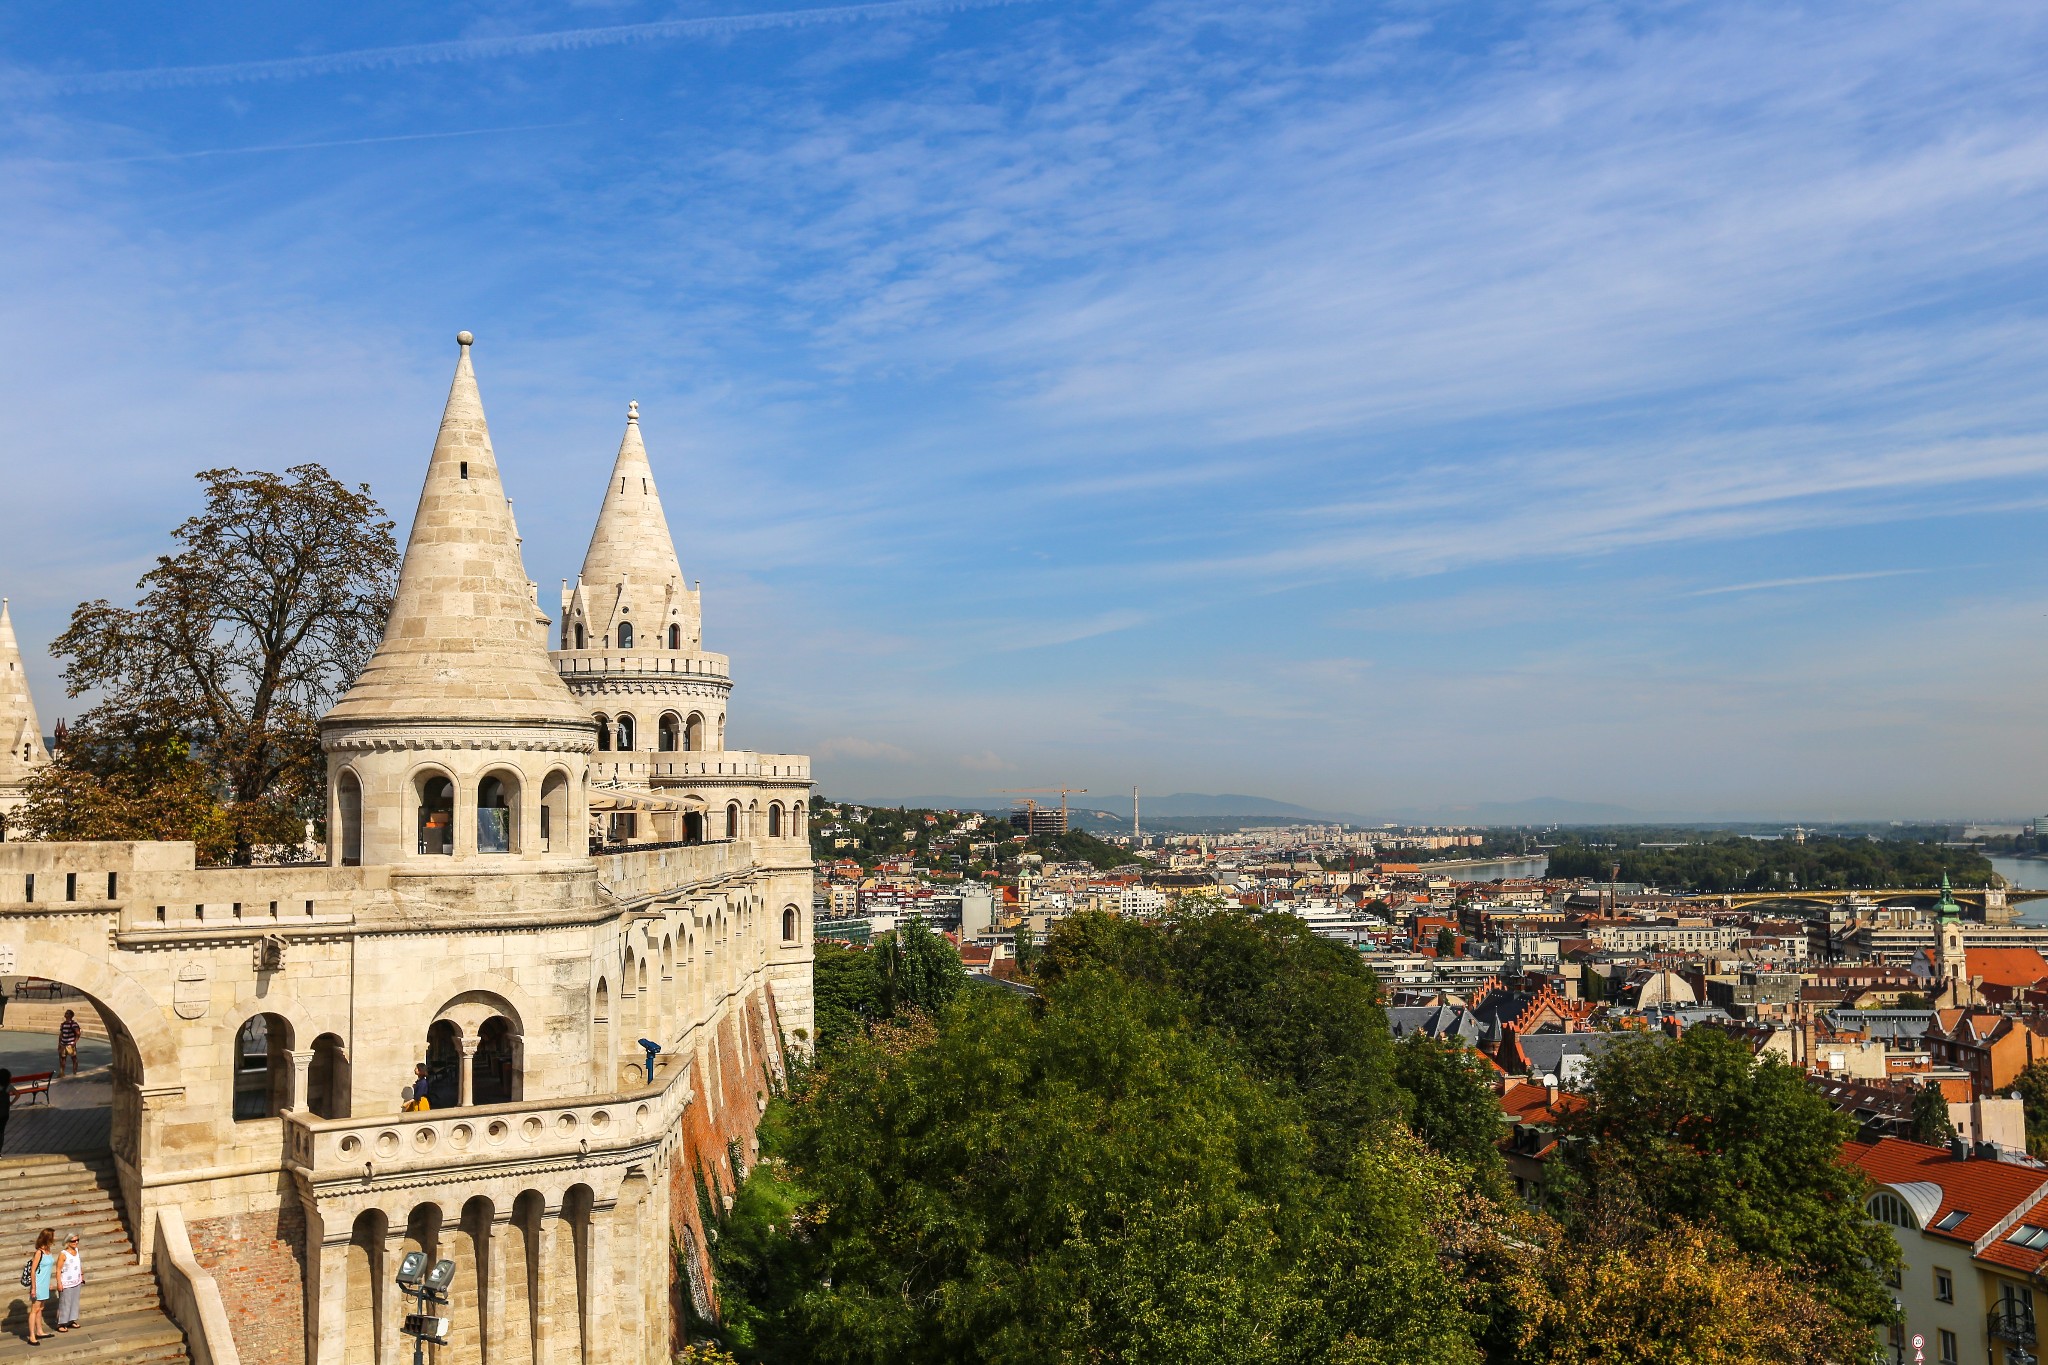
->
[188,1196,308,1365]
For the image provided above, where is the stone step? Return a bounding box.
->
[0,1307,190,1362]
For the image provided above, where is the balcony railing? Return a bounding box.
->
[1989,1305,2036,1344]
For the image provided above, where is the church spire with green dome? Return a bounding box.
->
[1936,872,1962,920]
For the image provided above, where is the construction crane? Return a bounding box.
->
[994,786,1089,834]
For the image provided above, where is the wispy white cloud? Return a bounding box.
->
[1687,569,1929,598]
[23,0,1044,95]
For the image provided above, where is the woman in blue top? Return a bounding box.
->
[26,1226,55,1345]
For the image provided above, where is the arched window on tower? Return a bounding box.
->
[783,906,799,943]
[233,1013,295,1120]
[574,622,586,650]
[336,769,362,867]
[416,773,455,856]
[726,802,740,839]
[617,620,634,649]
[540,770,569,853]
[477,772,518,854]
[658,714,680,752]
[768,803,783,837]
[615,714,636,752]
[685,713,704,752]
[668,623,681,649]
[594,714,611,752]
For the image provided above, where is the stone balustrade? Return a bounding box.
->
[554,651,730,680]
[285,1064,693,1187]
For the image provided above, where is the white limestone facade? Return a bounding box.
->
[0,597,51,838]
[0,333,813,1365]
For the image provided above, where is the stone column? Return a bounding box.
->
[482,1207,512,1365]
[531,1202,563,1365]
[291,1048,317,1112]
[458,1038,478,1109]
[380,1222,413,1365]
[310,1223,352,1365]
[583,1200,618,1365]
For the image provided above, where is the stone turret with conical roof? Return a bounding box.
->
[321,334,593,869]
[554,403,732,788]
[0,597,51,839]
[562,401,700,655]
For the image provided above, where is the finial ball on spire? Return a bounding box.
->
[457,330,474,347]
[627,400,640,422]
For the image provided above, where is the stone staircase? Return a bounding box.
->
[0,1153,190,1362]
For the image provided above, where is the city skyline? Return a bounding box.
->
[4,1,2047,818]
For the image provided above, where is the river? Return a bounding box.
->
[1992,855,2048,891]
[1429,855,1550,883]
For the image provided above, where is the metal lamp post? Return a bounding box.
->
[395,1251,457,1363]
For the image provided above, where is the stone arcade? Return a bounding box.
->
[0,333,814,1364]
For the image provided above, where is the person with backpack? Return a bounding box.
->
[23,1227,55,1345]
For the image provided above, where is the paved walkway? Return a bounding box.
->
[2,1070,113,1156]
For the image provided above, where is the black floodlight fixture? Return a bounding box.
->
[395,1251,427,1288]
[402,1314,451,1344]
[425,1258,457,1293]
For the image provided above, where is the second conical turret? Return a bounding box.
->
[565,402,699,654]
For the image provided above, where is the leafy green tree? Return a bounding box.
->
[1434,926,1457,957]
[1558,1027,1899,1329]
[1011,923,1038,975]
[727,972,1477,1365]
[1040,909,1405,1173]
[1392,1031,1506,1179]
[2014,1061,2048,1158]
[1907,1083,1956,1147]
[810,942,882,1052]
[873,916,966,1017]
[27,463,397,863]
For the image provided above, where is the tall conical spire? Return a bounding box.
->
[0,597,50,783]
[572,400,695,651]
[324,333,587,729]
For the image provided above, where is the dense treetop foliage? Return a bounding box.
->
[1547,832,1993,891]
[808,799,1138,874]
[1554,1026,1898,1329]
[699,909,1887,1363]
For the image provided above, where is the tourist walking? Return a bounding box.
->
[23,1227,54,1345]
[56,1010,81,1077]
[53,1234,80,1332]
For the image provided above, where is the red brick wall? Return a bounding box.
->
[670,981,784,1347]
[187,1196,308,1365]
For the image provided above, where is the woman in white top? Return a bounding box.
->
[54,1233,82,1332]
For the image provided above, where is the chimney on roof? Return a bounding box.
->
[1950,1135,1970,1160]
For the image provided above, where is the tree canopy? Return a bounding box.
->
[719,972,1476,1365]
[1548,833,1993,892]
[21,464,396,863]
[1555,1026,1898,1328]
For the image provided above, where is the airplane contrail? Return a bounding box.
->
[34,0,1039,95]
[32,123,582,165]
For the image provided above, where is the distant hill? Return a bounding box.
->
[1414,797,1645,824]
[857,791,1344,820]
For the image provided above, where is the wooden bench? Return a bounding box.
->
[8,1073,52,1106]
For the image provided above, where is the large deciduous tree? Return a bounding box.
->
[21,464,396,864]
[1556,1026,1899,1329]
[718,971,1477,1365]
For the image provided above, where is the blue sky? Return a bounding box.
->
[2,0,2046,820]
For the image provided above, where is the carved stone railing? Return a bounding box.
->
[284,1066,693,1187]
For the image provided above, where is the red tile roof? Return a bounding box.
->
[1845,1136,2048,1271]
[1965,948,2048,989]
[1500,1080,1587,1125]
